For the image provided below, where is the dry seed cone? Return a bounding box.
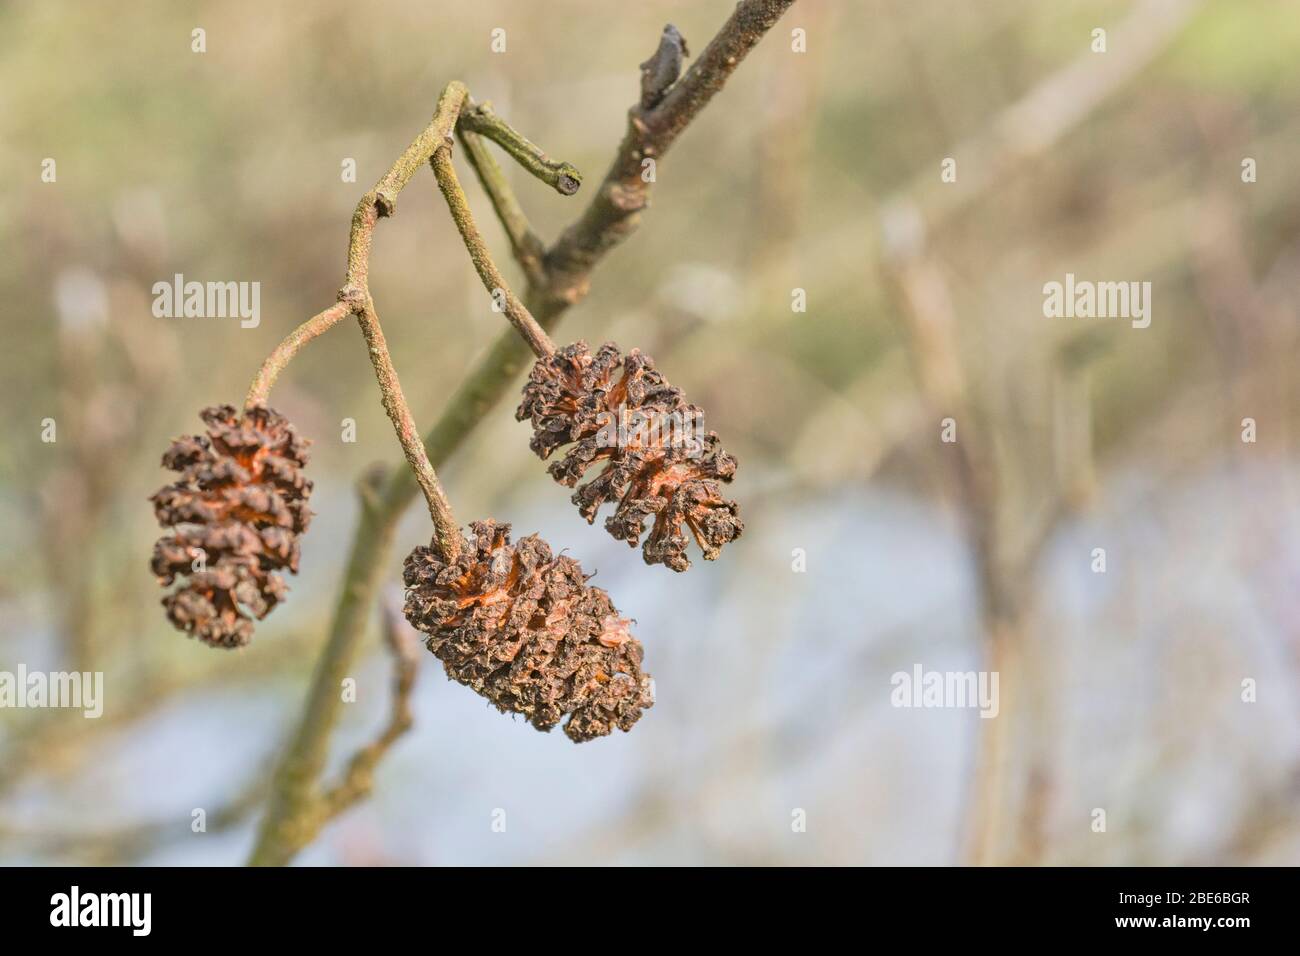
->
[402,520,653,742]
[516,341,742,571]
[149,404,312,648]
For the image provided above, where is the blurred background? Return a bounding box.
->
[1,0,1297,865]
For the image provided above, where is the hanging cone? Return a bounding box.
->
[149,404,312,648]
[517,340,742,571]
[403,520,654,742]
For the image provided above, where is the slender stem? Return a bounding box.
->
[320,591,419,817]
[458,101,581,195]
[244,301,351,409]
[431,146,556,359]
[345,81,469,294]
[333,78,473,561]
[244,84,472,412]
[354,294,462,561]
[457,125,547,287]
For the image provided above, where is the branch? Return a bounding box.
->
[239,80,469,563]
[344,81,469,294]
[457,101,581,195]
[542,0,796,309]
[431,146,556,358]
[244,84,472,411]
[245,301,350,409]
[353,293,463,559]
[247,473,401,866]
[321,591,421,817]
[247,0,794,867]
[457,124,548,287]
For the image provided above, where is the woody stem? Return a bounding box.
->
[244,301,351,409]
[457,100,582,196]
[243,82,471,411]
[351,292,463,562]
[457,126,548,288]
[431,146,556,359]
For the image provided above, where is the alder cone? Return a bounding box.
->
[516,341,742,572]
[149,404,312,648]
[402,520,653,742]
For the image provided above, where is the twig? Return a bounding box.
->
[239,78,470,562]
[321,591,421,817]
[334,78,469,560]
[431,146,556,359]
[457,101,582,195]
[344,81,469,293]
[457,124,548,287]
[245,301,351,409]
[333,81,470,561]
[244,84,471,411]
[353,294,463,558]
[248,0,795,868]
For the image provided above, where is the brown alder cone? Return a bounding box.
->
[516,341,742,572]
[149,404,313,648]
[402,520,654,742]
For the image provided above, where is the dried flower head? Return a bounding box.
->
[403,520,653,742]
[149,404,312,648]
[516,341,742,571]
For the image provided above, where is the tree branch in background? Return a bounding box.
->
[247,0,795,867]
[320,591,421,819]
[886,0,1205,234]
[876,0,1206,866]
